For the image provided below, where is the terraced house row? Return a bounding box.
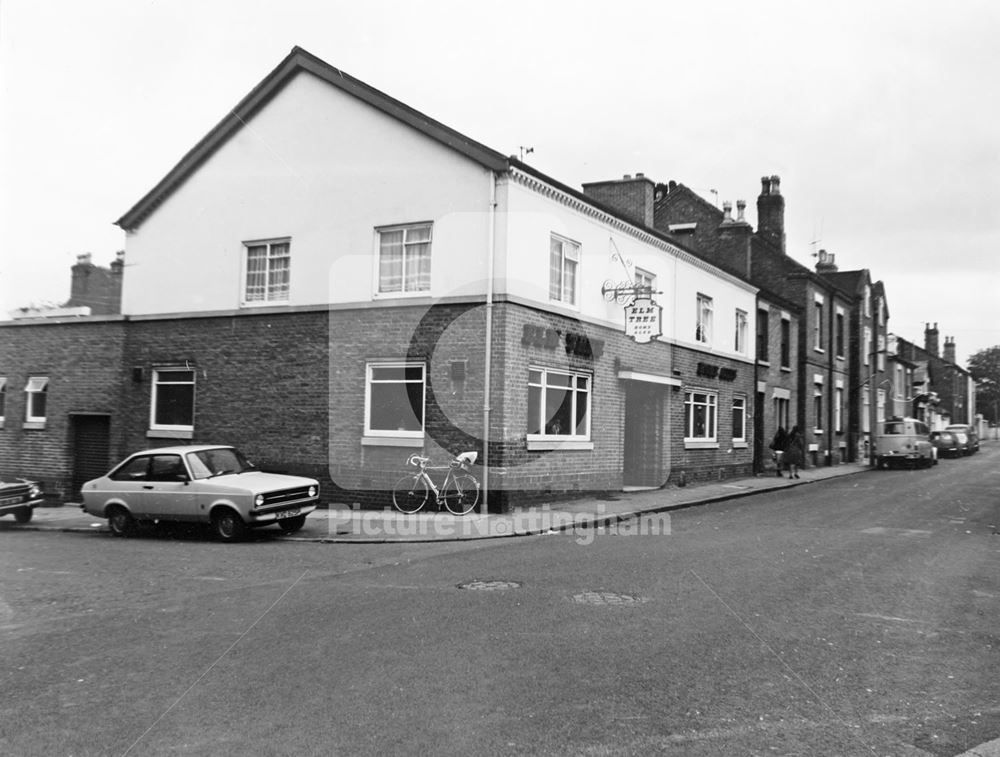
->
[0,47,975,509]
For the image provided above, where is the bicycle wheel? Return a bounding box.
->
[392,475,429,514]
[443,473,480,515]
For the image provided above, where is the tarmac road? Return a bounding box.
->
[1,446,998,756]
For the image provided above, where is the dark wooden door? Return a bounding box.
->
[71,415,111,498]
[623,383,663,487]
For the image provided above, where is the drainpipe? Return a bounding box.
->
[481,169,497,512]
[827,288,835,466]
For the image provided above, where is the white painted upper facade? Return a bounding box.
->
[120,56,756,362]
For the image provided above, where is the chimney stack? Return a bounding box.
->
[582,173,656,228]
[756,174,785,253]
[815,249,838,273]
[943,336,956,364]
[924,323,940,356]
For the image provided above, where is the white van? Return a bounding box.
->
[874,418,935,469]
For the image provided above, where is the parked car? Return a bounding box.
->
[929,430,961,459]
[0,476,44,524]
[945,424,979,454]
[874,417,935,469]
[81,445,319,541]
[948,430,972,456]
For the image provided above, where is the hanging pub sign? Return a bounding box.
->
[624,296,663,344]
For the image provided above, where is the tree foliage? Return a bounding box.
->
[968,345,1000,423]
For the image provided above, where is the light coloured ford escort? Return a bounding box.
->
[81,445,319,541]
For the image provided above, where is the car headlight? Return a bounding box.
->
[308,486,317,498]
[254,494,264,508]
[28,484,42,499]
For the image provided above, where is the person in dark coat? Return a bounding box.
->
[783,426,805,478]
[769,427,788,477]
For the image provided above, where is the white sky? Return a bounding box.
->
[1,0,997,366]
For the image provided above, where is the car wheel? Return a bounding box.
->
[107,505,137,537]
[13,507,33,524]
[212,508,247,542]
[278,514,307,534]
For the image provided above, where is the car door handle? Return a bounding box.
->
[142,485,154,490]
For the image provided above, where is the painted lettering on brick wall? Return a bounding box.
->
[522,324,605,359]
[696,362,737,381]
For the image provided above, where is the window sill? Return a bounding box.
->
[780,366,791,372]
[372,290,431,300]
[757,360,771,367]
[733,441,748,449]
[813,347,825,354]
[526,439,594,451]
[684,440,719,450]
[813,429,824,435]
[23,421,46,430]
[147,428,193,439]
[362,436,424,448]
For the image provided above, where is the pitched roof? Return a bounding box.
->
[116,46,510,231]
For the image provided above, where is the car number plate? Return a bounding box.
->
[274,509,300,520]
[0,495,22,507]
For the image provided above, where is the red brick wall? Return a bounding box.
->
[0,319,127,497]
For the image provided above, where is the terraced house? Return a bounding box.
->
[0,46,759,508]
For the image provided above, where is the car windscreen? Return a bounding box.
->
[186,448,253,479]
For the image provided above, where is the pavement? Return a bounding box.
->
[11,462,875,543]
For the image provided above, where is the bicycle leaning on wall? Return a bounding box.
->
[392,451,480,515]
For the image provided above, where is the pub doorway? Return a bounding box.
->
[623,382,665,488]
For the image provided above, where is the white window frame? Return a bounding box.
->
[696,294,713,344]
[363,361,426,440]
[549,234,580,306]
[684,389,718,448]
[24,376,48,424]
[813,383,824,433]
[732,395,747,444]
[242,238,291,305]
[527,366,592,443]
[634,267,656,294]
[150,368,196,434]
[813,297,824,352]
[773,396,790,431]
[375,222,433,297]
[0,377,6,425]
[734,309,748,354]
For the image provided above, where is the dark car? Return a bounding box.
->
[0,476,44,524]
[945,424,979,454]
[929,430,961,459]
[81,445,320,541]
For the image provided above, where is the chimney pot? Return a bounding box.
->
[722,201,733,222]
[623,174,631,180]
[636,172,644,178]
[736,199,746,222]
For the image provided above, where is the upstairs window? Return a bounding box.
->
[378,223,432,294]
[244,239,290,304]
[24,377,48,424]
[756,308,770,362]
[0,377,6,422]
[549,234,579,305]
[813,300,824,350]
[734,309,748,354]
[151,369,195,432]
[835,311,846,357]
[696,294,713,343]
[634,267,656,295]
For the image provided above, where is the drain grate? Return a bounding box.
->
[457,580,522,591]
[571,591,649,606]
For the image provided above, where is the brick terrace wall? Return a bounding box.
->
[0,318,127,498]
[757,299,799,473]
[122,311,332,485]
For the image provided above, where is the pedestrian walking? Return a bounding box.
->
[783,426,804,479]
[769,426,788,477]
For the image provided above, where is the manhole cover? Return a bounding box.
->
[457,580,522,591]
[571,591,649,606]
